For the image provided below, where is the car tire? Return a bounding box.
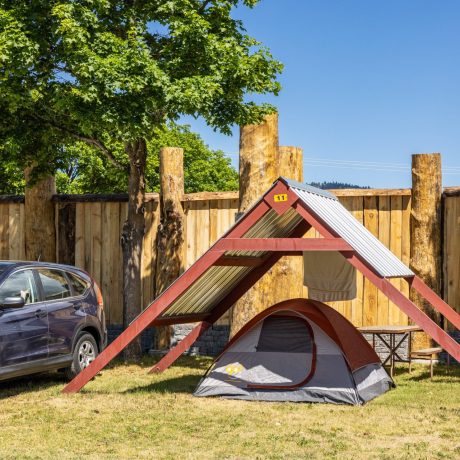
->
[64,332,98,381]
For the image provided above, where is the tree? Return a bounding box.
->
[56,124,238,194]
[0,0,282,360]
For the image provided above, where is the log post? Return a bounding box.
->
[24,168,56,262]
[154,147,185,349]
[410,153,442,349]
[272,146,304,301]
[230,112,279,337]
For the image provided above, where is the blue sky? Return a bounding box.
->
[183,0,460,188]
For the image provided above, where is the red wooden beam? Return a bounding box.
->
[409,275,460,330]
[294,200,460,362]
[149,322,212,373]
[63,197,273,393]
[346,254,460,363]
[213,238,353,252]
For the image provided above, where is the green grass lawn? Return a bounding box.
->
[0,357,459,460]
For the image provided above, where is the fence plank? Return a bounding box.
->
[8,203,22,260]
[389,196,403,325]
[444,196,460,329]
[194,200,210,261]
[377,196,390,325]
[350,196,364,326]
[90,202,102,285]
[363,196,379,326]
[400,195,411,324]
[0,205,10,259]
[75,203,85,269]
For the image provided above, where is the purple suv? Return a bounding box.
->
[0,261,107,382]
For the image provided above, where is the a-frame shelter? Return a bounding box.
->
[63,178,460,393]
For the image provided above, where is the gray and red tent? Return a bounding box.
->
[63,177,460,394]
[194,298,393,405]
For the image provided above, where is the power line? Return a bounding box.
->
[223,152,460,174]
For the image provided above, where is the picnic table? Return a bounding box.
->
[358,325,423,377]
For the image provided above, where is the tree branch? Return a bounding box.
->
[32,115,128,172]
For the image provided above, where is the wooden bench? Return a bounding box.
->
[409,347,449,380]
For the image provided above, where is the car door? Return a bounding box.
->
[37,268,84,357]
[0,269,48,367]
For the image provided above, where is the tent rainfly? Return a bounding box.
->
[194,298,393,405]
[63,177,460,394]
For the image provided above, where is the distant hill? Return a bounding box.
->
[308,181,371,190]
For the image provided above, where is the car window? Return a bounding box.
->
[67,272,89,296]
[0,270,39,305]
[38,269,72,301]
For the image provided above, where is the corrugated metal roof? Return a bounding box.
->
[159,178,413,320]
[160,205,302,318]
[285,179,414,278]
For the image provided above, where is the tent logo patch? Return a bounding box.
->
[225,363,245,376]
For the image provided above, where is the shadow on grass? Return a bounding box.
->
[122,374,202,395]
[105,354,213,372]
[0,371,66,399]
[406,364,460,382]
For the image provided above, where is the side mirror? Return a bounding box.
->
[1,296,25,309]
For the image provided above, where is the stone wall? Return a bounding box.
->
[107,325,155,352]
[172,324,230,356]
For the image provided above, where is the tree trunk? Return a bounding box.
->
[24,168,56,262]
[230,112,279,337]
[410,153,442,349]
[121,139,147,361]
[154,147,185,350]
[271,146,304,302]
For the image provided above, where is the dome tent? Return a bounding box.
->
[194,299,393,405]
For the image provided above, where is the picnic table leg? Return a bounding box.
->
[408,331,414,374]
[390,334,395,378]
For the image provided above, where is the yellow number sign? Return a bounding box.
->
[274,193,288,202]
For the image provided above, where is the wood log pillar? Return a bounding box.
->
[272,146,304,301]
[154,147,185,349]
[24,168,56,262]
[230,112,279,337]
[410,153,442,349]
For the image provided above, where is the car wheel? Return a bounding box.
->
[64,333,98,381]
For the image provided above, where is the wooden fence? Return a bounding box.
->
[0,188,458,327]
[443,188,460,328]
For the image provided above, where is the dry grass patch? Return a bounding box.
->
[0,356,459,459]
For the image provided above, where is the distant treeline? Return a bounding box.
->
[308,181,371,190]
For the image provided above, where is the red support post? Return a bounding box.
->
[345,254,460,363]
[409,276,460,330]
[149,322,212,373]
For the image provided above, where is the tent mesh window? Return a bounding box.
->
[256,316,313,353]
